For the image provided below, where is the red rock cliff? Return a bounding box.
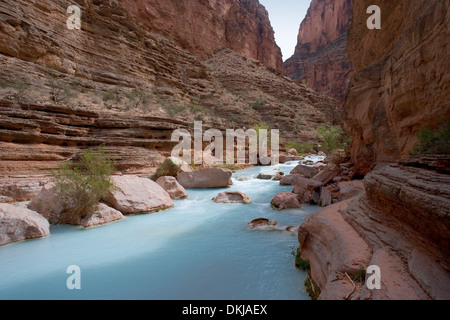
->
[284,0,354,104]
[344,0,450,174]
[122,0,284,74]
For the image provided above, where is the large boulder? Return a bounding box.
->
[293,177,323,204]
[80,203,124,228]
[0,203,50,246]
[271,192,302,210]
[288,148,299,156]
[177,168,232,189]
[27,183,73,224]
[280,174,304,186]
[290,164,319,178]
[312,164,342,185]
[213,191,251,204]
[156,176,188,200]
[105,175,173,214]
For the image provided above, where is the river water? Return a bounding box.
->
[0,159,323,300]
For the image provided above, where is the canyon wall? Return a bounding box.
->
[0,0,336,200]
[344,0,450,175]
[297,0,450,300]
[284,0,354,104]
[122,0,284,74]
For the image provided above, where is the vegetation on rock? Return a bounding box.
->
[52,146,115,225]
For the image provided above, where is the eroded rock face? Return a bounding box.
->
[105,175,173,214]
[0,203,50,246]
[298,163,450,300]
[284,0,354,104]
[344,0,450,175]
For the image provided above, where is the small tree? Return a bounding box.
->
[411,120,450,156]
[52,146,115,225]
[317,126,350,155]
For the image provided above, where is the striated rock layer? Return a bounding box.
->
[298,163,450,300]
[284,0,354,104]
[344,0,450,175]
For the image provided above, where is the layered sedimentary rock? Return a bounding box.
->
[0,0,336,196]
[298,163,450,300]
[344,0,450,175]
[122,0,284,74]
[284,0,354,103]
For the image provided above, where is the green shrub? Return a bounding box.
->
[250,98,266,111]
[411,120,450,156]
[317,126,350,155]
[166,104,187,117]
[52,146,115,225]
[285,141,315,155]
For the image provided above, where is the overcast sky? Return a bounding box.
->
[259,0,311,61]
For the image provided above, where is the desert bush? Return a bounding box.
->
[2,78,30,103]
[317,126,350,155]
[250,98,266,111]
[124,88,151,110]
[411,120,450,156]
[285,141,315,155]
[52,146,115,225]
[166,104,187,117]
[46,70,76,104]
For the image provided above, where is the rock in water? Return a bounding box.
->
[177,168,232,189]
[248,218,278,229]
[80,203,124,228]
[256,173,273,180]
[290,165,319,178]
[156,176,189,200]
[105,175,173,214]
[213,191,251,204]
[0,203,50,246]
[271,193,302,210]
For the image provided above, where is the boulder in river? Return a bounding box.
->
[290,164,319,178]
[80,203,124,228]
[256,173,273,180]
[177,168,232,189]
[0,203,50,246]
[271,192,302,210]
[248,218,278,229]
[156,176,188,200]
[105,175,174,214]
[213,191,251,204]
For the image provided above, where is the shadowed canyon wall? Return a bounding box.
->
[284,0,354,104]
[344,0,450,174]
